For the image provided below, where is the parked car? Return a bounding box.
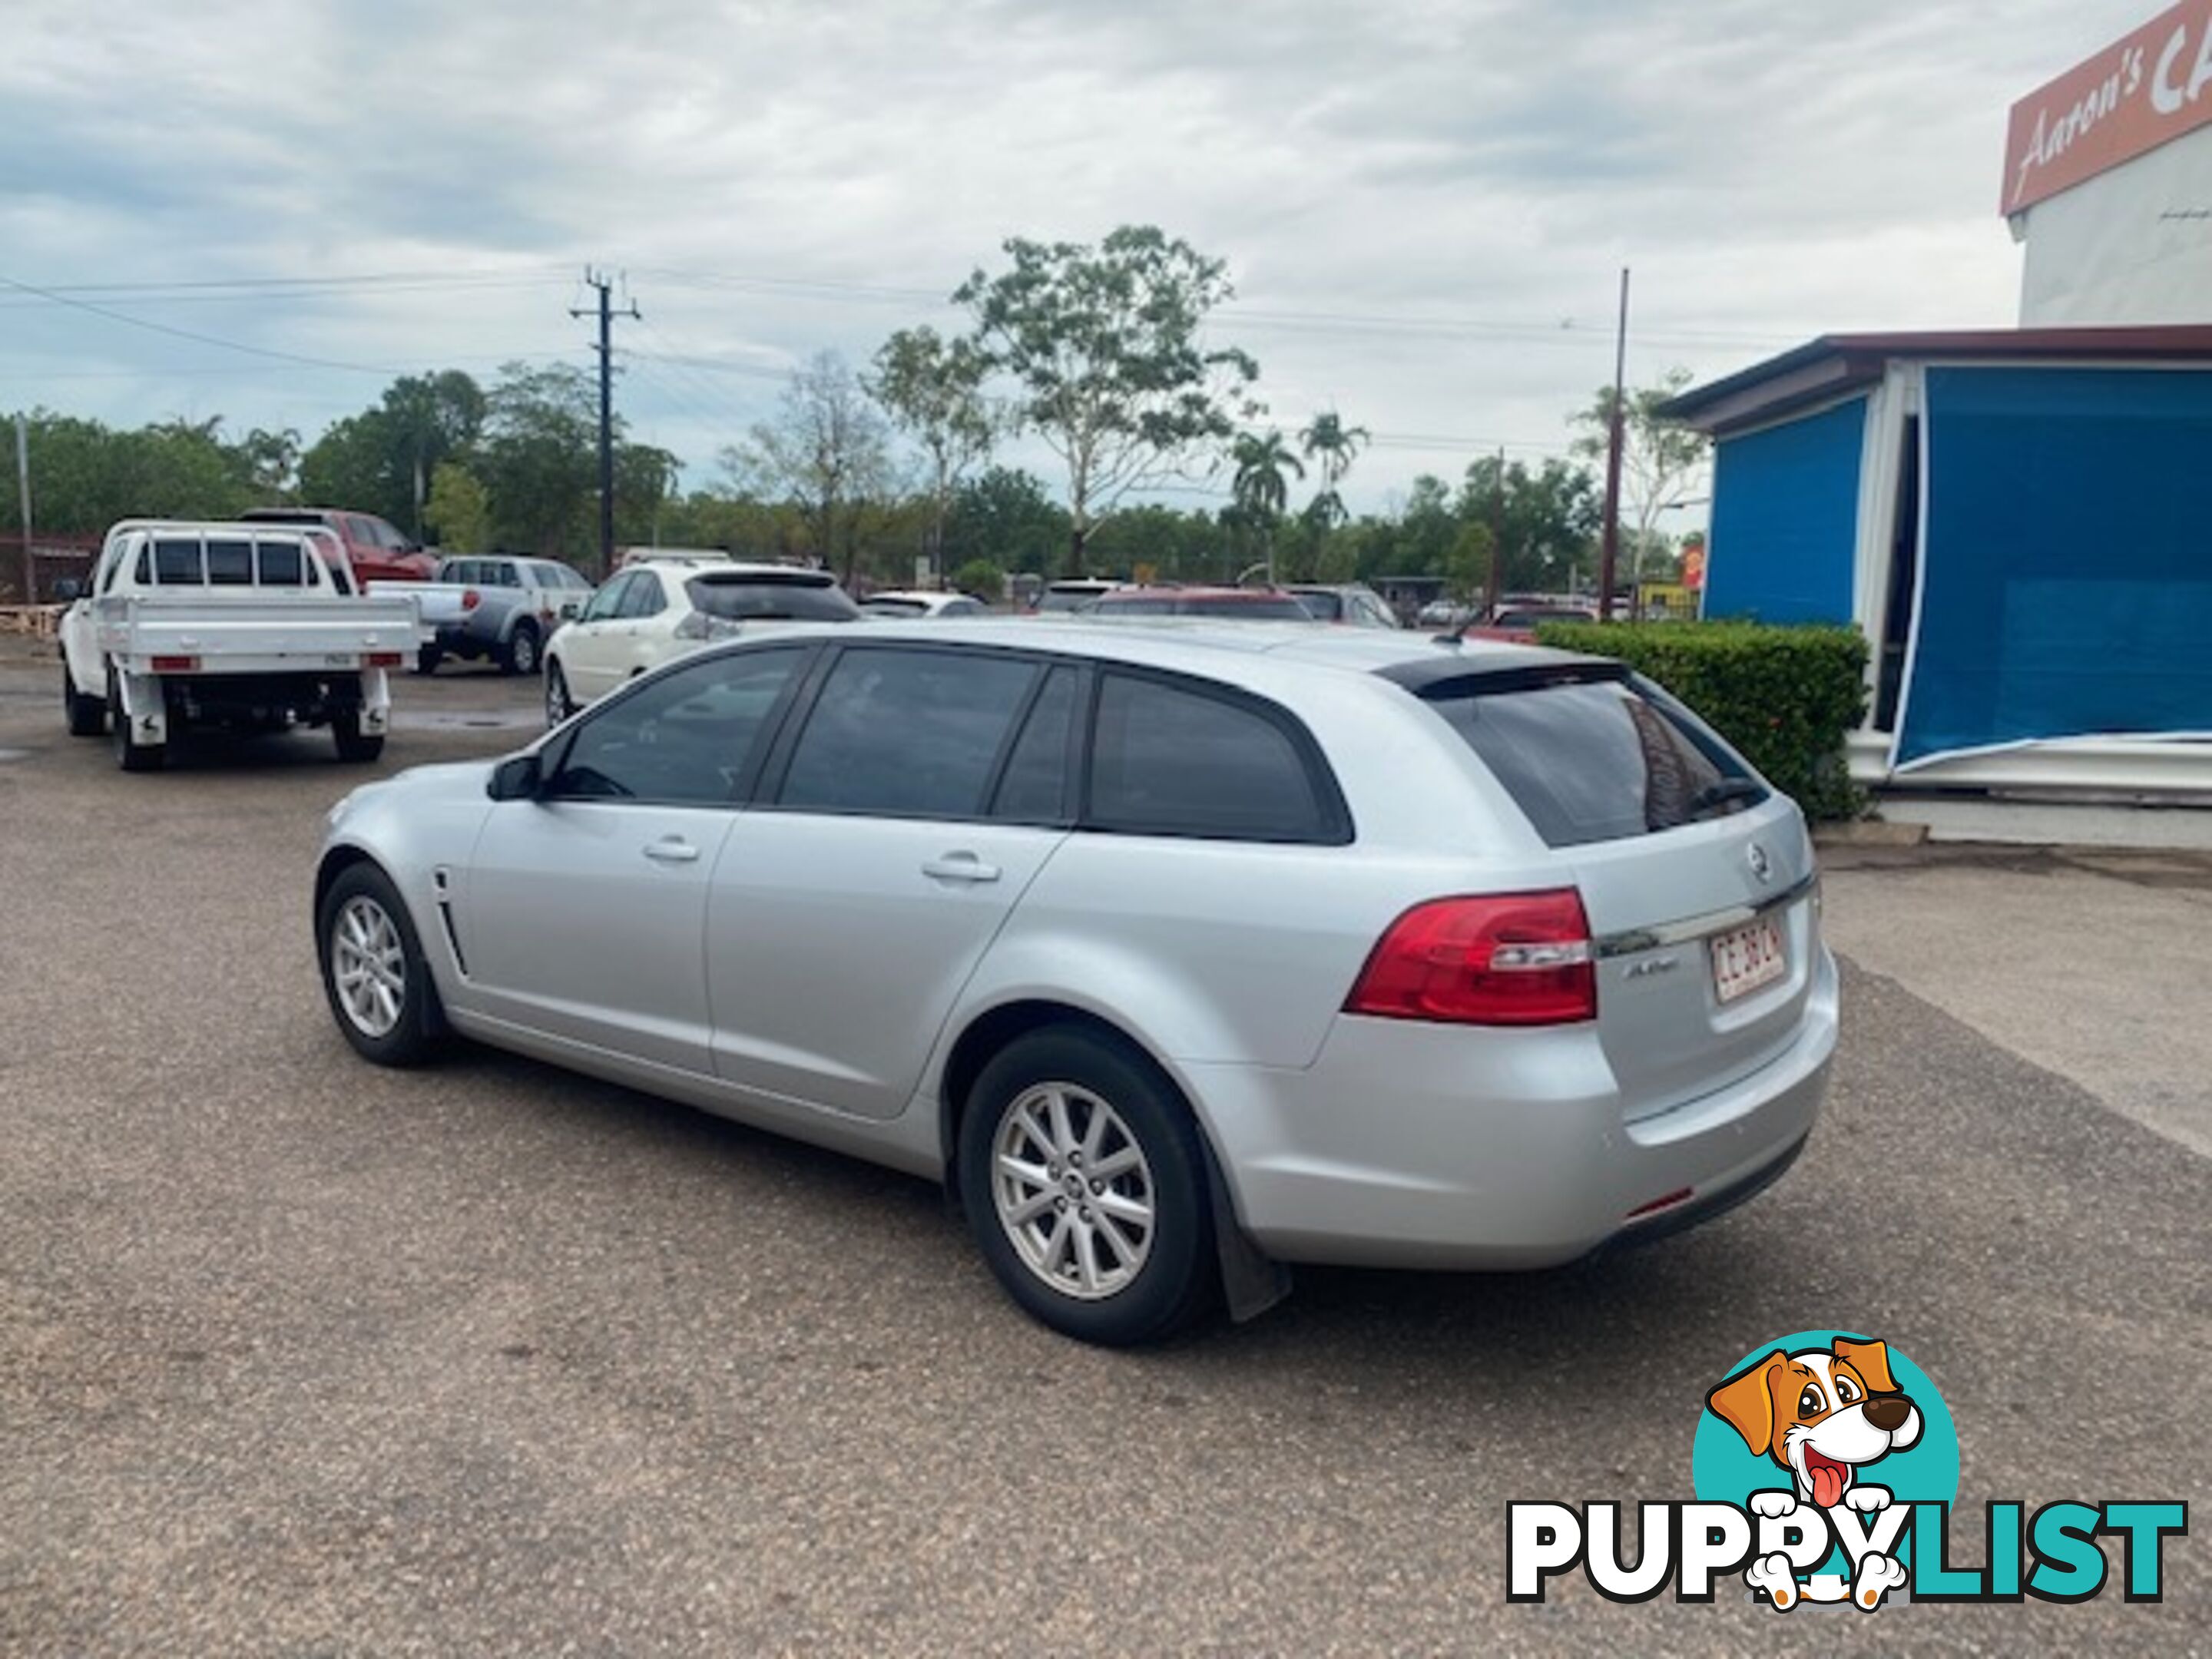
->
[541,554,860,724]
[1463,603,1598,644]
[1079,586,1318,621]
[314,621,1836,1345]
[1287,584,1402,628]
[240,508,437,584]
[860,590,992,619]
[1035,578,1119,614]
[1416,599,1471,628]
[58,520,421,770]
[369,555,594,676]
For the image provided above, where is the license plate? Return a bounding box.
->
[1710,916,1787,1004]
[323,653,356,667]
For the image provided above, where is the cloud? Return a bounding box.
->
[0,0,2164,508]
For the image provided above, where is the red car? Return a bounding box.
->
[240,508,439,584]
[1458,603,1597,644]
[1077,586,1318,621]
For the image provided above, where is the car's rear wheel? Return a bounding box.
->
[108,667,164,772]
[959,1028,1215,1346]
[545,661,575,727]
[504,623,540,677]
[318,863,442,1066]
[64,669,106,737]
[332,710,384,763]
[414,645,442,676]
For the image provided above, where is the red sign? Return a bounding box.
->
[2004,0,2212,214]
[1681,541,1706,592]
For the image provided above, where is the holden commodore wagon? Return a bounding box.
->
[314,621,1836,1344]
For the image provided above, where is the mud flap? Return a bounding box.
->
[1205,1148,1291,1323]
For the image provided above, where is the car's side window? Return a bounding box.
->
[776,647,1041,820]
[543,647,806,806]
[579,573,632,623]
[619,571,667,619]
[1085,671,1344,844]
[989,666,1079,823]
[98,544,126,594]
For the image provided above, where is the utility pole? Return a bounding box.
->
[1485,445,1505,618]
[571,270,641,578]
[1598,266,1630,622]
[14,414,31,604]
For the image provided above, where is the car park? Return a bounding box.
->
[1288,583,1402,628]
[860,589,992,619]
[1078,586,1319,621]
[372,555,594,675]
[540,555,860,723]
[315,619,1836,1346]
[240,507,438,584]
[58,519,420,769]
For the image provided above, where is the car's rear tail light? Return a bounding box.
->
[461,588,481,611]
[364,651,402,667]
[674,613,741,641]
[150,654,200,673]
[1344,889,1596,1026]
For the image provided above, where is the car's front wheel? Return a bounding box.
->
[504,623,540,677]
[958,1028,1216,1346]
[318,863,442,1065]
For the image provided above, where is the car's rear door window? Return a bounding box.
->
[544,647,806,805]
[776,647,1039,819]
[1085,671,1344,843]
[1418,671,1766,847]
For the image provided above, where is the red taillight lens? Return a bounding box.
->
[1344,889,1596,1026]
[461,588,480,611]
[150,654,200,673]
[364,651,402,667]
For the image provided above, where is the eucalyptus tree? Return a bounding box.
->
[867,326,995,583]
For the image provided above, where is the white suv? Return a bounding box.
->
[541,556,859,722]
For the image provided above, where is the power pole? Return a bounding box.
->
[571,270,640,578]
[1485,445,1505,618]
[15,414,31,604]
[1598,267,1631,622]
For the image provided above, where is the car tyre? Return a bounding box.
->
[108,667,164,772]
[545,661,575,727]
[332,710,385,763]
[64,669,106,737]
[318,863,443,1066]
[958,1027,1217,1346]
[503,623,540,677]
[414,645,443,676]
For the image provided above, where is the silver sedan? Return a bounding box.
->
[316,621,1836,1344]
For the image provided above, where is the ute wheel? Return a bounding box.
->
[333,710,385,763]
[958,1027,1217,1346]
[503,623,541,677]
[318,862,443,1066]
[414,645,443,676]
[108,667,165,772]
[64,669,107,737]
[545,661,575,727]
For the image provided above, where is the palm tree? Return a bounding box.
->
[1230,430,1306,584]
[1297,409,1370,531]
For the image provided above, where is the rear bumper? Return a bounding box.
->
[1184,944,1838,1270]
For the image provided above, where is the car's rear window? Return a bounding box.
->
[863,597,929,616]
[1090,595,1313,620]
[688,573,860,621]
[153,538,203,584]
[1293,591,1343,620]
[1419,671,1767,848]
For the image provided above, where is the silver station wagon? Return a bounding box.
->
[316,622,1837,1345]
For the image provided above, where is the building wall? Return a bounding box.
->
[1702,396,1867,626]
[2018,124,2212,323]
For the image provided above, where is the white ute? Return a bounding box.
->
[58,520,426,771]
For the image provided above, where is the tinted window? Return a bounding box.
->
[206,538,253,585]
[154,539,203,584]
[485,561,519,587]
[546,647,803,804]
[257,539,304,585]
[1420,674,1763,848]
[862,597,929,617]
[1040,587,1107,613]
[990,666,1078,822]
[619,572,667,619]
[689,574,860,621]
[1088,674,1336,842]
[942,598,985,616]
[779,648,1038,818]
[1294,591,1343,621]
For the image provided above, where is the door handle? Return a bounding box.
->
[922,852,1001,884]
[642,836,700,864]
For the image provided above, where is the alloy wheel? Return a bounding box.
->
[331,894,406,1038]
[990,1082,1156,1300]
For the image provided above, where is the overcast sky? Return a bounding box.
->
[0,0,2157,524]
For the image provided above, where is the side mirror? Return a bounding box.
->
[486,753,544,802]
[51,578,84,603]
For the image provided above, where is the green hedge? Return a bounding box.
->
[1531,621,1869,820]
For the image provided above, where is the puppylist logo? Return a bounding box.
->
[1508,1330,2187,1613]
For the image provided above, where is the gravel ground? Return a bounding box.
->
[0,635,2204,1655]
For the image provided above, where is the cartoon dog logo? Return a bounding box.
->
[1706,1335,1924,1609]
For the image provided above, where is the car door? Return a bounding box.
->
[455,645,813,1074]
[705,645,1078,1120]
[559,571,637,701]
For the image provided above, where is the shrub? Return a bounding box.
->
[1532,620,1869,820]
[951,558,1004,601]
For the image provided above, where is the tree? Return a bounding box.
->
[1229,429,1306,584]
[1570,366,1709,589]
[298,371,485,530]
[1459,455,1602,594]
[477,362,601,561]
[951,558,1004,601]
[424,462,492,552]
[724,352,896,587]
[867,326,994,584]
[1297,409,1369,529]
[955,224,1260,577]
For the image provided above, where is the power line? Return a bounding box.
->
[0,271,399,373]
